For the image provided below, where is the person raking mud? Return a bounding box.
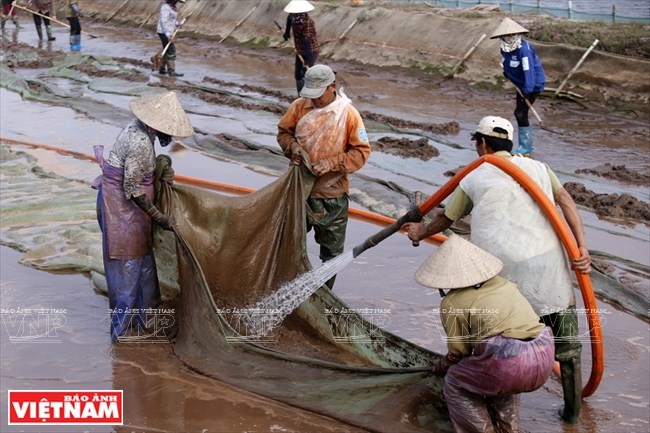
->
[416,234,555,432]
[157,0,185,76]
[1,0,22,30]
[277,64,370,289]
[29,0,56,41]
[92,91,193,342]
[491,17,545,156]
[404,116,591,424]
[282,0,320,96]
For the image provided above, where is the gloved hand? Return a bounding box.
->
[160,164,175,184]
[289,141,302,166]
[71,3,82,17]
[283,32,290,42]
[313,159,333,176]
[132,194,175,231]
[431,353,459,376]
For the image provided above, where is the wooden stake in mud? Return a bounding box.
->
[12,3,99,38]
[329,18,358,51]
[105,0,129,23]
[447,33,486,79]
[219,6,257,44]
[139,8,158,29]
[555,39,599,97]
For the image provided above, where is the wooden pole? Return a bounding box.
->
[447,33,486,79]
[328,18,358,52]
[138,8,157,29]
[12,3,99,38]
[218,6,256,44]
[105,0,129,23]
[554,39,599,96]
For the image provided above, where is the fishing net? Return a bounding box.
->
[153,159,452,432]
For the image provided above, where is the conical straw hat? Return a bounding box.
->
[415,234,503,290]
[284,0,315,13]
[490,17,529,39]
[129,91,193,137]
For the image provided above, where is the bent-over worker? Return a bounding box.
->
[416,234,555,432]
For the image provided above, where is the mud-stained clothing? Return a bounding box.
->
[277,92,370,267]
[157,1,180,63]
[93,120,161,342]
[439,276,554,432]
[107,119,157,199]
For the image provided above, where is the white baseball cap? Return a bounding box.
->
[472,116,514,141]
[300,65,336,99]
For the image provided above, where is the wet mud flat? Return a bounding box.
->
[1,11,649,433]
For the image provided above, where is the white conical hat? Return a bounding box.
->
[129,91,193,137]
[414,234,503,290]
[284,0,315,13]
[490,17,529,39]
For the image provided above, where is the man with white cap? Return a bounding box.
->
[93,91,193,342]
[491,17,545,156]
[404,115,591,424]
[282,0,320,95]
[415,234,555,432]
[277,64,370,288]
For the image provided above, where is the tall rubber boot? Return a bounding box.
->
[158,58,167,75]
[45,25,55,41]
[12,18,22,29]
[296,78,304,97]
[513,126,533,156]
[35,25,43,40]
[1,15,6,31]
[70,34,82,51]
[167,60,183,77]
[559,358,582,424]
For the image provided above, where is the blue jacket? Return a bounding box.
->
[502,40,545,95]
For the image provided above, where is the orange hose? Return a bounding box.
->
[2,137,602,395]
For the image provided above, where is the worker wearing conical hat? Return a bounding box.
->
[93,91,193,342]
[282,0,320,96]
[415,234,555,432]
[491,17,545,156]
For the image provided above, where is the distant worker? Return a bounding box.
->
[416,234,555,432]
[66,0,82,51]
[491,17,545,156]
[157,0,185,77]
[404,116,591,424]
[1,0,22,30]
[29,0,56,41]
[277,64,370,289]
[283,0,320,96]
[93,91,193,342]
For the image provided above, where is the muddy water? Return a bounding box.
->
[1,20,649,433]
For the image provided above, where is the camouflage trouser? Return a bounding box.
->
[306,196,348,263]
[541,308,582,362]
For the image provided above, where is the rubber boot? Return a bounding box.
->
[45,25,55,41]
[558,358,582,424]
[12,18,22,29]
[513,126,533,156]
[158,59,167,75]
[167,60,183,77]
[1,15,6,31]
[296,78,304,97]
[35,25,43,40]
[70,34,82,51]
